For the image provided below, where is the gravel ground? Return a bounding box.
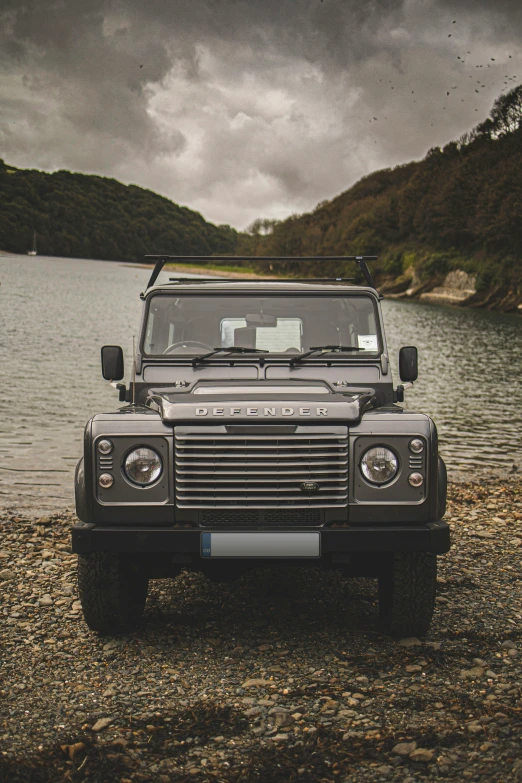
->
[1,479,521,783]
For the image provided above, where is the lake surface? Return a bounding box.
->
[1,254,521,511]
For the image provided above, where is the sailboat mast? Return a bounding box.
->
[28,230,37,256]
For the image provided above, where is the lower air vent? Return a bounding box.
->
[199,509,323,527]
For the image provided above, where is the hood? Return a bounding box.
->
[147,381,376,424]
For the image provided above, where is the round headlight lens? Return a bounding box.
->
[360,446,399,485]
[98,439,113,455]
[124,447,162,486]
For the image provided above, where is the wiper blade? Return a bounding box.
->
[289,345,363,367]
[192,346,267,367]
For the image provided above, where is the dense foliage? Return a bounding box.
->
[252,86,522,299]
[0,164,237,261]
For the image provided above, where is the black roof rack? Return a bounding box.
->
[143,255,378,293]
[167,277,355,284]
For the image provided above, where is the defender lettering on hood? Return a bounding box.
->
[152,393,376,423]
[195,406,329,417]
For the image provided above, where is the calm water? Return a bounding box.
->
[1,254,521,510]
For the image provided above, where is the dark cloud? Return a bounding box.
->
[0,0,521,228]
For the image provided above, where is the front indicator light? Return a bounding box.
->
[98,439,113,455]
[124,447,162,486]
[99,473,114,488]
[409,438,424,454]
[360,446,399,485]
[408,472,424,487]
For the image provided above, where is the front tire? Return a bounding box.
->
[77,552,149,634]
[378,552,437,637]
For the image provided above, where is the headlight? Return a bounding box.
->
[124,447,162,486]
[360,446,399,485]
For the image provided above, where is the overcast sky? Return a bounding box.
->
[0,0,520,230]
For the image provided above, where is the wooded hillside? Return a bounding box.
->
[252,85,522,307]
[0,163,237,261]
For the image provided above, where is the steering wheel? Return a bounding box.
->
[163,341,213,355]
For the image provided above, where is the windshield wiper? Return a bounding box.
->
[289,345,363,367]
[192,346,267,367]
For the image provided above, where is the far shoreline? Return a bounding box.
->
[2,252,521,314]
[124,262,269,279]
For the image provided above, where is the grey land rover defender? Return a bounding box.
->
[72,256,450,637]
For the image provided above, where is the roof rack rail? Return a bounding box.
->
[143,255,378,293]
[167,277,355,284]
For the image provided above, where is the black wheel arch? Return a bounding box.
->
[437,455,447,520]
[74,457,87,522]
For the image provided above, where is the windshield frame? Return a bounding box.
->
[140,290,384,361]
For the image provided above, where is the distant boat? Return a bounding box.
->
[28,231,37,256]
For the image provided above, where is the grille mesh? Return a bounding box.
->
[175,426,348,509]
[199,509,323,527]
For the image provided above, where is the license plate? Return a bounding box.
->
[201,532,320,558]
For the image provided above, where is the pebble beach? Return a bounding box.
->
[1,478,521,782]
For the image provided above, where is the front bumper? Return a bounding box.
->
[71,520,450,556]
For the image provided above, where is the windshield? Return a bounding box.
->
[143,294,380,356]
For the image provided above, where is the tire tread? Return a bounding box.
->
[77,552,148,634]
[379,552,437,637]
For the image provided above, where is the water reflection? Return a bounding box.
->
[0,254,521,509]
[383,298,522,475]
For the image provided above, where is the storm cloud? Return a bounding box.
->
[1,0,521,228]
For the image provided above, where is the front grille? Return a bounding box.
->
[175,426,348,509]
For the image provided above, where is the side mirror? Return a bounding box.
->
[399,346,418,383]
[101,345,124,381]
